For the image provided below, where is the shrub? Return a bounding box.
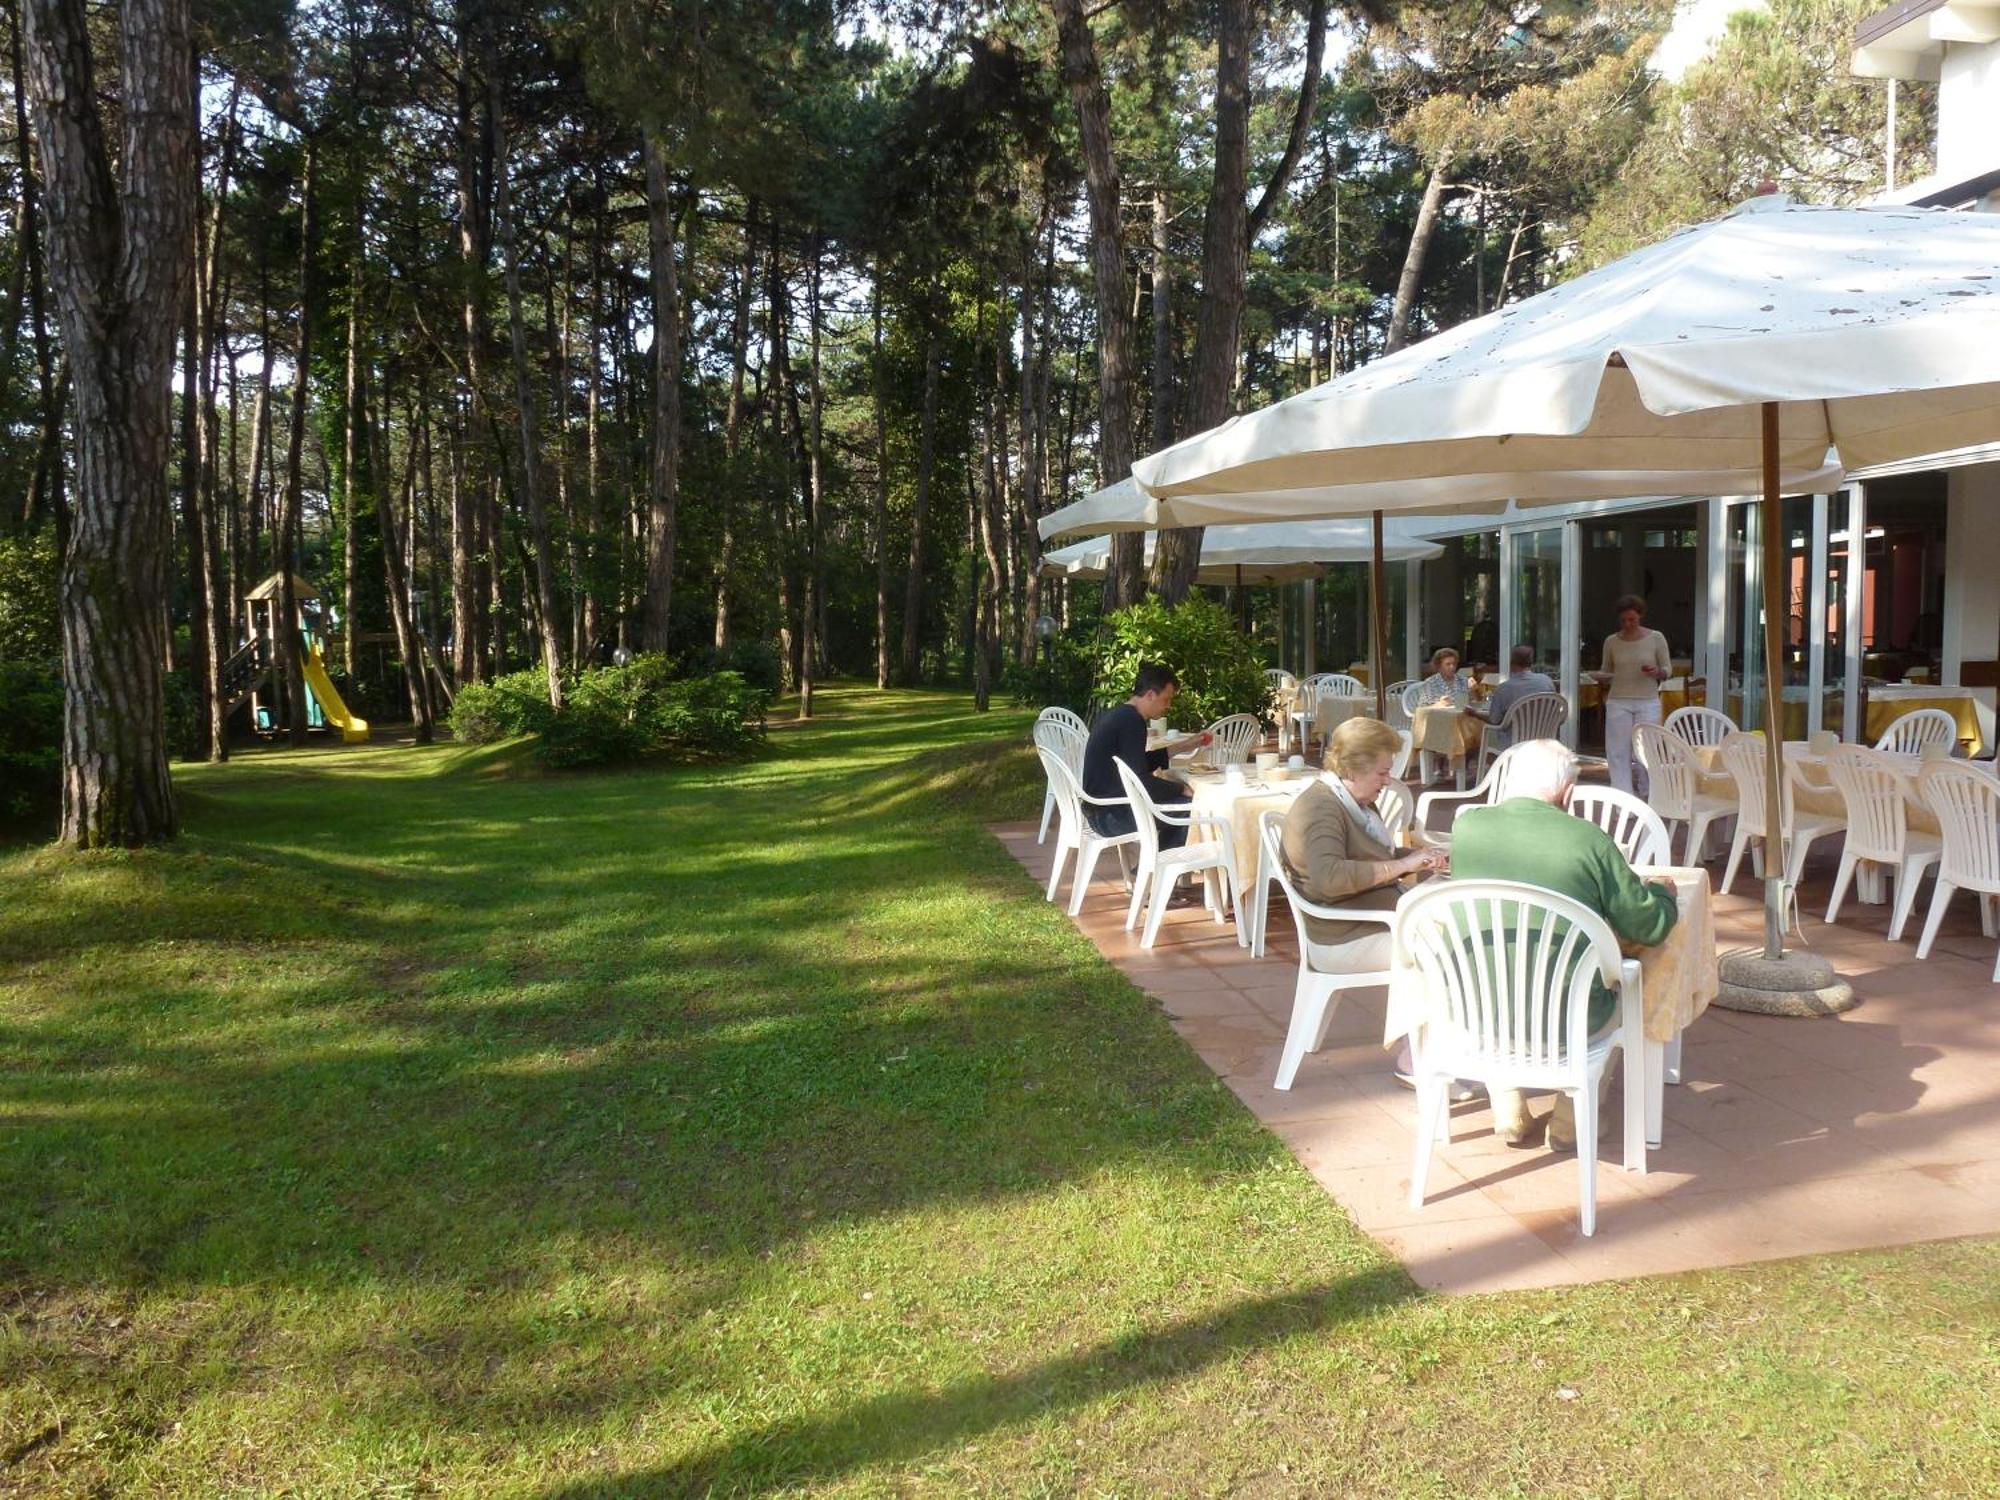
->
[538,660,767,768]
[0,663,61,829]
[1003,634,1096,713]
[447,668,559,744]
[1092,595,1270,731]
[676,637,783,697]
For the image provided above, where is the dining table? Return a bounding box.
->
[1171,765,1320,902]
[1410,703,1485,777]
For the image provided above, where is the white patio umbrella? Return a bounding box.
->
[1128,196,2000,979]
[1040,516,1444,582]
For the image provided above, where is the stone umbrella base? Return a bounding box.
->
[1714,947,1859,1017]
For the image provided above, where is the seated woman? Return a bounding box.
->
[1282,718,1447,1082]
[1413,647,1468,707]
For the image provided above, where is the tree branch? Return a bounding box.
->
[1247,0,1329,242]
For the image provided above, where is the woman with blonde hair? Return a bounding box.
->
[1282,717,1447,1084]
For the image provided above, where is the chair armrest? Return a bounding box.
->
[1288,892,1399,926]
[1415,785,1485,823]
[1076,788,1131,810]
[1155,807,1226,831]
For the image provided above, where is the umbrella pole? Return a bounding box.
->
[1759,403,1788,960]
[1370,511,1389,721]
[1713,403,1855,1017]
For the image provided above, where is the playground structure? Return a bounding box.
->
[219,574,370,743]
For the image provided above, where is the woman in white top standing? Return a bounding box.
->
[1596,593,1672,796]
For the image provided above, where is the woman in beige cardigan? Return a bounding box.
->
[1281,718,1446,1081]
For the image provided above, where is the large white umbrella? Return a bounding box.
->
[1129,197,2000,978]
[1040,517,1444,582]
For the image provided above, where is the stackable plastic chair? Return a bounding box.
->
[1396,879,1645,1236]
[1389,728,1415,782]
[1259,814,1396,1087]
[1033,708,1087,845]
[1199,713,1263,767]
[1323,673,1366,699]
[1875,708,1958,757]
[1384,681,1417,731]
[1716,733,1845,896]
[1114,759,1243,949]
[1565,785,1672,868]
[1915,761,2000,982]
[1823,744,1941,940]
[1633,722,1734,864]
[1038,749,1137,916]
[1475,692,1569,778]
[1415,741,1533,838]
[1665,705,1736,750]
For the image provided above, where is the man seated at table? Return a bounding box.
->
[1469,645,1555,748]
[1446,738,1679,1150]
[1081,662,1203,850]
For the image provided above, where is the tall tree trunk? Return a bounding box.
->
[1385,151,1451,356]
[277,140,317,746]
[23,0,195,845]
[341,197,364,677]
[378,380,435,741]
[898,330,941,683]
[798,237,825,719]
[491,62,565,706]
[582,175,604,660]
[1050,0,1141,608]
[1154,0,1252,605]
[10,0,62,534]
[717,206,755,651]
[1017,217,1054,665]
[640,128,683,655]
[872,265,892,688]
[453,4,492,686]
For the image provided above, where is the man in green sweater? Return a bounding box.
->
[1448,739,1679,1150]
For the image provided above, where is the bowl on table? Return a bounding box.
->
[1255,752,1280,773]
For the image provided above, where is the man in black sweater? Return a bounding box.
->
[1081,663,1208,850]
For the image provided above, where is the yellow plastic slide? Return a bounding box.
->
[303,641,371,743]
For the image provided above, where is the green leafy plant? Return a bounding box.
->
[448,657,768,767]
[447,668,560,744]
[1092,595,1270,731]
[1003,634,1096,713]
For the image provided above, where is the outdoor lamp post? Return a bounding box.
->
[1032,614,1057,663]
[612,646,633,667]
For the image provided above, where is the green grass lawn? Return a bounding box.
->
[3,683,1997,1496]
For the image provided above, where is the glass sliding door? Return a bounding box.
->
[1512,527,1565,676]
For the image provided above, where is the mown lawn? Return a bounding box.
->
[3,683,1997,1496]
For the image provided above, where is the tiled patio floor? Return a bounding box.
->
[994,819,2000,1293]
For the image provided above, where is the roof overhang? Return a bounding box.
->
[1854,0,2000,79]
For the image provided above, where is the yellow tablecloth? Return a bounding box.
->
[1789,749,1942,837]
[1864,692,1984,756]
[1411,705,1484,762]
[1184,771,1316,893]
[1313,693,1378,743]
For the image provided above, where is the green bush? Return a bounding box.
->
[448,657,768,767]
[447,668,559,744]
[1003,634,1096,713]
[676,638,783,697]
[1092,595,1270,731]
[0,663,62,828]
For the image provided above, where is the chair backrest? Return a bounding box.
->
[1919,761,2000,891]
[1666,705,1736,748]
[1500,691,1569,741]
[1392,878,1623,1069]
[1632,722,1695,821]
[1718,731,1784,831]
[1398,681,1426,719]
[1876,707,1957,755]
[1565,785,1671,868]
[1203,713,1262,766]
[1259,811,1320,960]
[1323,673,1366,699]
[1824,745,1908,862]
[1384,681,1416,730]
[1032,716,1085,772]
[1299,673,1336,696]
[1264,669,1297,692]
[1036,705,1086,735]
[1113,756,1165,863]
[1389,727,1415,781]
[1377,778,1415,840]
[1037,746,1086,836]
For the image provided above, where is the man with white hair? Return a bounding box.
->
[1446,738,1679,1149]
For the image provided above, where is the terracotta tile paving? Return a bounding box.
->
[994,818,2000,1294]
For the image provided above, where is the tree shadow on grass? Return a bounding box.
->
[537,1266,1415,1498]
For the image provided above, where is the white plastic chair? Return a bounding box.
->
[1633,722,1734,865]
[1396,879,1645,1236]
[1258,814,1396,1087]
[1250,783,1416,960]
[1323,673,1366,699]
[1389,728,1415,782]
[1414,741,1533,838]
[1199,713,1263,768]
[1665,705,1736,750]
[1379,681,1415,732]
[1565,785,1672,868]
[1114,758,1243,949]
[1875,708,1958,757]
[1033,709,1087,845]
[1715,733,1845,896]
[1475,691,1569,778]
[1915,761,2000,982]
[1823,744,1941,940]
[1038,749,1137,916]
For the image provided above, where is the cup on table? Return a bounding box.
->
[1149,717,1167,736]
[1288,754,1306,770]
[1255,751,1280,773]
[1224,762,1246,782]
[1809,729,1838,754]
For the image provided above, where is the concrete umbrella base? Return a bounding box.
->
[1714,948,1859,1017]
